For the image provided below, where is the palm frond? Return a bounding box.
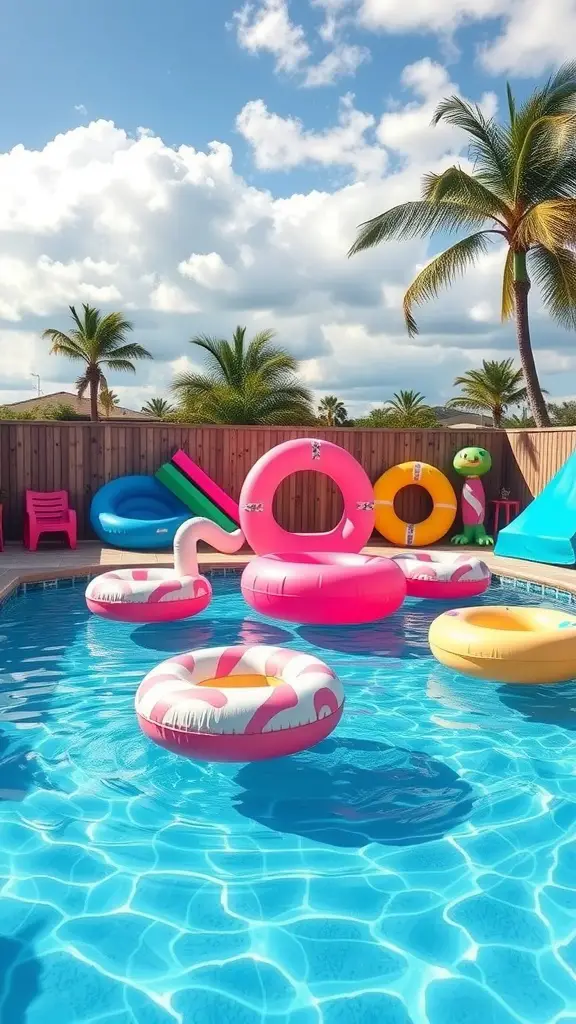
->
[422,166,510,224]
[102,342,152,362]
[431,96,511,197]
[403,231,491,336]
[514,199,576,249]
[529,244,576,330]
[348,200,490,255]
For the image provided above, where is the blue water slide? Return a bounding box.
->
[495,449,576,565]
[90,475,190,550]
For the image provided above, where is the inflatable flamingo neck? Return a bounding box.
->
[174,518,245,577]
[461,476,486,527]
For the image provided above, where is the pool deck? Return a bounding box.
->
[0,539,574,603]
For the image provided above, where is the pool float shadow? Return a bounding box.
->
[233,736,473,847]
[298,608,434,659]
[498,680,576,730]
[131,616,293,653]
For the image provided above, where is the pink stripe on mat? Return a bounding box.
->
[172,449,239,524]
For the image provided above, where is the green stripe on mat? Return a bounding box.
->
[155,463,237,533]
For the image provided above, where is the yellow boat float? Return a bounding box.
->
[429,606,576,684]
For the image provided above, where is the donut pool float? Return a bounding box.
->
[429,607,576,684]
[241,552,406,625]
[374,462,457,546]
[85,567,212,622]
[135,644,344,760]
[391,551,491,600]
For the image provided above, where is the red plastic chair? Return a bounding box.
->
[24,490,77,551]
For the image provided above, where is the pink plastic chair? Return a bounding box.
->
[24,490,77,551]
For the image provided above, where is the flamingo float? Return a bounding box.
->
[85,518,245,622]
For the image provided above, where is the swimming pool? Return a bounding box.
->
[1,575,575,1023]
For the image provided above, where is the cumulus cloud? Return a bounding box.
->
[236,94,387,176]
[0,63,572,411]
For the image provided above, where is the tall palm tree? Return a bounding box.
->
[317,395,348,426]
[99,388,119,418]
[447,358,528,427]
[349,63,576,426]
[171,325,314,425]
[141,397,176,419]
[43,305,152,421]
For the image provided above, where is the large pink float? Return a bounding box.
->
[391,551,491,600]
[85,517,245,622]
[135,644,344,760]
[239,438,406,625]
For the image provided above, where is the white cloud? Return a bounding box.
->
[74,103,88,117]
[236,94,387,176]
[179,252,237,291]
[353,0,576,76]
[304,43,370,86]
[233,0,310,73]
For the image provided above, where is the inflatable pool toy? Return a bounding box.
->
[374,462,457,546]
[90,475,189,550]
[135,644,344,760]
[242,551,406,625]
[156,461,237,532]
[451,447,494,546]
[429,606,576,683]
[392,551,491,600]
[85,517,245,622]
[240,437,375,555]
[495,448,575,566]
[239,438,405,624]
[171,449,240,525]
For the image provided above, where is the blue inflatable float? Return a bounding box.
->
[91,475,190,550]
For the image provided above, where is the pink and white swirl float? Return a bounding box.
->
[391,551,491,600]
[85,517,245,622]
[239,438,406,625]
[135,644,344,760]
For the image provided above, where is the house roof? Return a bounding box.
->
[2,391,152,420]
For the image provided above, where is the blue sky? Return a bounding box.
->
[1,0,575,413]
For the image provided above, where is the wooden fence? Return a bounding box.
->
[0,422,574,540]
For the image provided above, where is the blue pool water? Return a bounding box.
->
[1,576,576,1024]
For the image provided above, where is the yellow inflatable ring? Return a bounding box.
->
[429,606,576,684]
[374,461,457,546]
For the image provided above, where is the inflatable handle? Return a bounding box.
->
[174,517,245,577]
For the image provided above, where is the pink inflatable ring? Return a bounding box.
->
[242,552,406,625]
[391,551,491,600]
[85,568,211,622]
[135,645,344,761]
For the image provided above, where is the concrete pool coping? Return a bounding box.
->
[0,540,575,605]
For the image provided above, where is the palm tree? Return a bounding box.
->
[317,395,348,426]
[43,305,152,421]
[447,358,528,427]
[99,388,119,418]
[141,397,176,419]
[385,389,439,427]
[503,407,535,427]
[349,63,576,427]
[171,325,314,425]
[548,400,576,426]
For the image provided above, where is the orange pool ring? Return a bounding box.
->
[374,461,457,546]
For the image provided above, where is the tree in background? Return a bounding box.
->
[447,358,528,427]
[548,401,576,426]
[171,326,314,425]
[141,397,176,419]
[43,305,152,421]
[99,388,120,418]
[356,390,438,427]
[349,63,576,427]
[503,408,535,428]
[317,395,348,426]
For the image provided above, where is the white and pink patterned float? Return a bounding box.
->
[85,517,245,622]
[135,644,344,761]
[391,551,491,600]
